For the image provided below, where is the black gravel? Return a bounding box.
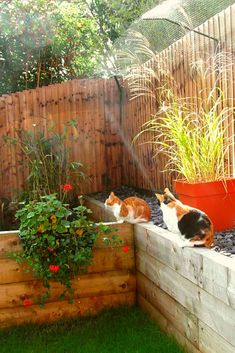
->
[88,185,235,257]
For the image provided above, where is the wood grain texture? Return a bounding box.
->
[136,247,235,348]
[199,321,235,353]
[0,292,136,328]
[138,294,201,353]
[0,220,135,327]
[0,270,136,309]
[137,272,198,345]
[135,223,235,309]
[0,247,135,284]
[0,78,122,199]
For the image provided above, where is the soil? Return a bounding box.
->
[89,185,235,258]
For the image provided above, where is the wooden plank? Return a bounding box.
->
[135,223,202,285]
[0,246,135,284]
[0,270,136,309]
[135,223,235,308]
[5,94,15,195]
[137,272,198,345]
[87,221,134,247]
[0,231,21,258]
[0,292,136,328]
[197,248,235,309]
[138,295,201,353]
[0,260,32,284]
[199,321,235,353]
[136,249,235,347]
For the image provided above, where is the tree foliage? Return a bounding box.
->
[0,0,157,95]
[0,0,102,94]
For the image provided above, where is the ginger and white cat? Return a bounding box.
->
[105,192,151,224]
[156,188,214,248]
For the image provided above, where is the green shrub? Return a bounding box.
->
[14,194,111,305]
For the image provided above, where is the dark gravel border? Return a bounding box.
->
[88,185,235,257]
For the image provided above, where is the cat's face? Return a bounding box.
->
[105,192,121,207]
[155,188,177,208]
[156,188,191,219]
[156,188,214,248]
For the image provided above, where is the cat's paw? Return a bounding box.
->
[178,239,194,248]
[116,219,124,224]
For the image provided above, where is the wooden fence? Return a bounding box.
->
[0,78,122,199]
[122,4,235,191]
[1,5,235,199]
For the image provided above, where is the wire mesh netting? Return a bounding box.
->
[126,0,235,52]
[102,0,235,83]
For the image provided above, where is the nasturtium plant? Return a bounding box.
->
[15,194,113,305]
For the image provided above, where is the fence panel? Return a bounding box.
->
[0,78,122,199]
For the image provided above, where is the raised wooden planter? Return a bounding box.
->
[0,222,136,328]
[85,197,235,353]
[135,223,235,353]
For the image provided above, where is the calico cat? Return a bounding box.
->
[105,192,151,223]
[156,188,214,248]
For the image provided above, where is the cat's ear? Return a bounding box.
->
[164,188,176,201]
[110,191,115,197]
[155,193,164,204]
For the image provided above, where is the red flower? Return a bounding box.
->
[63,183,73,191]
[47,247,54,252]
[122,245,130,252]
[49,265,60,272]
[23,299,33,307]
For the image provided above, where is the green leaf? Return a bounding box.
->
[61,220,70,227]
[55,210,66,218]
[56,225,67,233]
[27,212,35,218]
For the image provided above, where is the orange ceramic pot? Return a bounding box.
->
[174,179,235,231]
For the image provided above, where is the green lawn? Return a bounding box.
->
[0,306,186,353]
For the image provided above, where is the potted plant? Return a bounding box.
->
[117,34,235,231]
[136,91,235,231]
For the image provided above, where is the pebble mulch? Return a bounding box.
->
[88,185,235,257]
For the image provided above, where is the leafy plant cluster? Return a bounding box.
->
[15,194,112,305]
[4,120,84,204]
[0,0,157,95]
[137,91,233,183]
[0,0,101,95]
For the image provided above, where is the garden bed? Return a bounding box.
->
[89,186,235,256]
[0,223,136,328]
[85,193,235,353]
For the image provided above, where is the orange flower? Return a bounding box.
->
[47,247,54,252]
[63,183,72,191]
[23,299,33,307]
[122,245,130,252]
[49,265,60,272]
